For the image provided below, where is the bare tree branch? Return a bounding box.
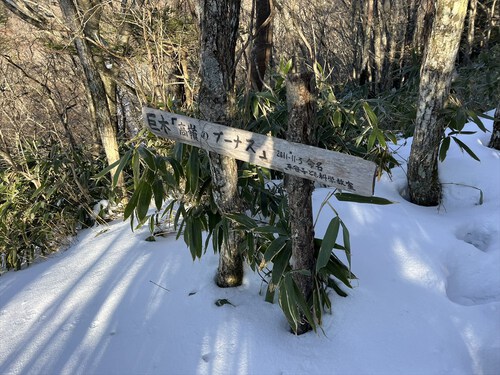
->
[0,0,52,30]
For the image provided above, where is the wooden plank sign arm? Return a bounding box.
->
[143,107,377,196]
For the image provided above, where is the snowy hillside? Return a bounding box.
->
[1,113,499,375]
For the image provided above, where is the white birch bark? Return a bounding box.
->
[407,0,468,206]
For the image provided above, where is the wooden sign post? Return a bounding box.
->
[143,107,377,196]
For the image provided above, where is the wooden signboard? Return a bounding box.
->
[143,107,377,196]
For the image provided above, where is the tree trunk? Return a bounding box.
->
[59,0,126,202]
[208,152,244,287]
[483,0,498,50]
[199,0,244,288]
[179,48,194,108]
[489,103,500,150]
[355,0,412,94]
[416,0,436,53]
[407,0,468,206]
[465,0,478,62]
[250,0,273,91]
[285,72,316,335]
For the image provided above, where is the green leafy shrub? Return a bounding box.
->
[453,44,500,112]
[112,61,397,333]
[112,135,358,333]
[0,137,111,271]
[244,60,400,178]
[438,96,489,162]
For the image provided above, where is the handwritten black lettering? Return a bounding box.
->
[146,113,159,131]
[233,135,242,149]
[246,139,256,153]
[158,115,171,134]
[178,123,188,137]
[213,131,223,142]
[188,124,198,141]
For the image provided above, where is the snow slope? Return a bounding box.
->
[1,113,499,375]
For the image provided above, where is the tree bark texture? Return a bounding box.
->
[250,0,273,91]
[489,103,500,150]
[59,0,125,199]
[0,0,51,30]
[199,0,244,288]
[416,0,436,53]
[407,0,468,206]
[285,72,316,335]
[465,0,478,61]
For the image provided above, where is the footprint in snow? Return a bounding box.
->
[444,230,500,306]
[455,220,498,252]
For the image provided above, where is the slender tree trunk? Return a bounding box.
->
[285,72,316,335]
[101,74,118,133]
[179,48,194,108]
[489,103,500,150]
[355,0,411,94]
[483,0,498,50]
[250,0,273,91]
[199,0,244,288]
[407,0,468,206]
[357,0,374,86]
[417,0,436,52]
[465,0,478,62]
[59,0,125,200]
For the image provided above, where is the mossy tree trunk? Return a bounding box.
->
[199,0,244,288]
[407,0,468,206]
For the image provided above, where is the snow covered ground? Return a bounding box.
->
[1,113,499,375]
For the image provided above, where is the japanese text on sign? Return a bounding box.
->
[143,108,376,196]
